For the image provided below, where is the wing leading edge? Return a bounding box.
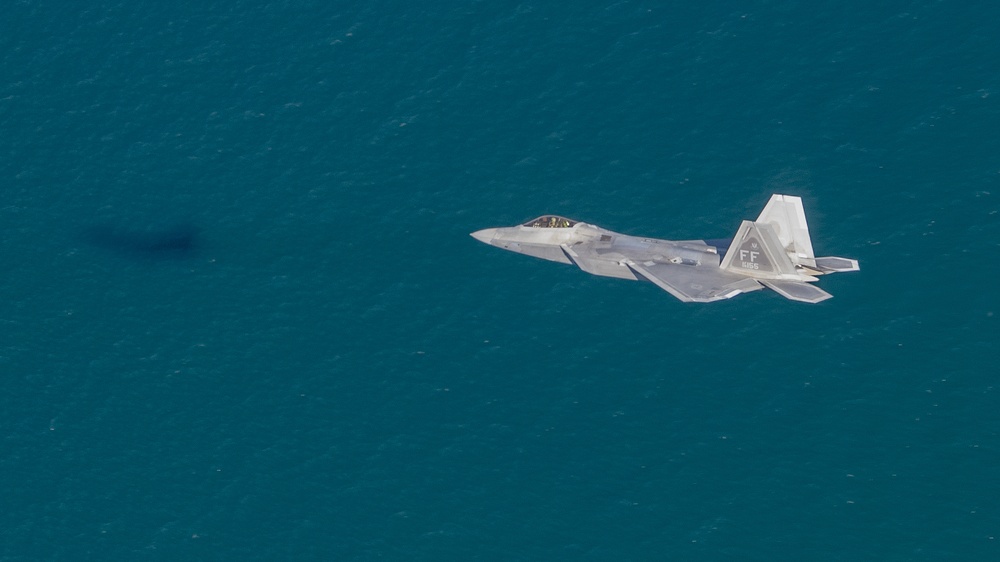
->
[626,261,763,303]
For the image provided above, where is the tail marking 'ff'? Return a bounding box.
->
[720,195,858,303]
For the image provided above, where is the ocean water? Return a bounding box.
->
[1,1,998,560]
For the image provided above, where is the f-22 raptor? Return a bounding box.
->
[471,194,858,303]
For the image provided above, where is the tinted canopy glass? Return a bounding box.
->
[522,216,577,228]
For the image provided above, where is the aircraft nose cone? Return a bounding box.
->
[470,228,498,244]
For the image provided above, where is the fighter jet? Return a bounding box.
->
[470,194,859,303]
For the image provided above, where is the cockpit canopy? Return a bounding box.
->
[522,215,577,228]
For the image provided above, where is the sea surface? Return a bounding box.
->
[2,1,998,560]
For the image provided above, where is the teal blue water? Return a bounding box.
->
[2,2,998,560]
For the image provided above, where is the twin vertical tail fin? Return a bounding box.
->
[720,195,859,303]
[719,219,799,277]
[755,193,815,263]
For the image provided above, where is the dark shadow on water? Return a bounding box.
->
[84,223,200,260]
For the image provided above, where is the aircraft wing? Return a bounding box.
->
[625,261,764,303]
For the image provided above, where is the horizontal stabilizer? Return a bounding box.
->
[813,256,860,273]
[759,280,833,304]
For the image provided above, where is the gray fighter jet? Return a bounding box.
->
[470,194,859,303]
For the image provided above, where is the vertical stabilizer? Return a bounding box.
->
[756,194,815,265]
[720,220,798,278]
